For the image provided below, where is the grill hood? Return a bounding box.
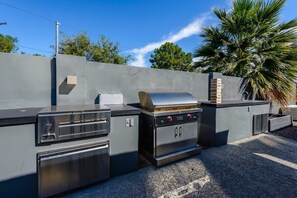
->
[138,91,198,112]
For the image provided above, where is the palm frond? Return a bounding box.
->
[194,0,297,105]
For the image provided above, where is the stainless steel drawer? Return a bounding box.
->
[37,141,110,198]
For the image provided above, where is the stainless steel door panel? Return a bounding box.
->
[155,125,179,157]
[38,111,110,144]
[37,142,110,198]
[178,122,198,150]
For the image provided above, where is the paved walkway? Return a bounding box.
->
[66,133,297,198]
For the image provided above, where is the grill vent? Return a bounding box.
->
[253,114,268,135]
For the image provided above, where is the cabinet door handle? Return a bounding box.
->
[179,126,182,137]
[41,133,56,142]
[174,127,178,138]
[40,144,109,161]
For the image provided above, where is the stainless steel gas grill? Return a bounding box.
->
[37,105,111,198]
[138,91,202,167]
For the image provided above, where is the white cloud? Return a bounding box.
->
[192,57,203,63]
[129,15,208,67]
[131,53,146,67]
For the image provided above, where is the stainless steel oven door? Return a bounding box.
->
[37,141,110,198]
[155,122,197,157]
[155,125,179,157]
[177,122,198,150]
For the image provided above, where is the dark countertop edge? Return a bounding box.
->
[0,107,43,127]
[200,101,270,108]
[105,104,140,117]
[111,110,140,117]
[0,116,37,127]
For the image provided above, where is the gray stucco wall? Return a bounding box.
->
[0,53,53,109]
[199,104,270,147]
[0,53,246,109]
[56,55,210,105]
[216,104,269,143]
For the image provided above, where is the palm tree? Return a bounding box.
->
[194,0,297,105]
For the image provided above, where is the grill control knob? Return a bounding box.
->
[167,116,173,123]
[187,114,193,120]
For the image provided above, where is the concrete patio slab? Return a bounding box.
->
[65,133,297,198]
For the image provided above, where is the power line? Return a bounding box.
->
[17,45,53,54]
[1,23,53,55]
[0,1,54,22]
[0,1,143,54]
[0,1,81,32]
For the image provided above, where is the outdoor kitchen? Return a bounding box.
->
[0,53,295,197]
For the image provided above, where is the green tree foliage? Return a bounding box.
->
[0,34,18,53]
[59,33,90,57]
[32,53,43,57]
[194,0,297,105]
[150,42,194,71]
[90,35,131,64]
[59,33,131,65]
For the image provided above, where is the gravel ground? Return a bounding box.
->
[272,121,297,141]
[65,133,297,198]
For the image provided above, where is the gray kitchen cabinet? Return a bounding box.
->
[0,124,38,197]
[199,101,270,147]
[109,115,139,177]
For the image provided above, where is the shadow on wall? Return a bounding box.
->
[94,95,100,104]
[59,78,76,95]
[51,58,56,105]
[0,173,37,197]
[215,130,229,147]
[198,128,229,147]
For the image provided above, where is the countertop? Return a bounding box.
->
[200,100,270,108]
[0,104,140,126]
[105,104,140,117]
[0,107,43,126]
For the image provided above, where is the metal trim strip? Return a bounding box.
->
[39,144,109,161]
[38,111,111,117]
[58,120,107,128]
[140,108,203,116]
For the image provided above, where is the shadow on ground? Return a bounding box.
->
[65,134,297,198]
[272,122,297,141]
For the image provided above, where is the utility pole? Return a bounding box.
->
[0,22,7,25]
[55,21,60,56]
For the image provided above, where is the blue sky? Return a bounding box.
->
[0,0,296,67]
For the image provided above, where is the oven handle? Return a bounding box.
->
[179,126,182,137]
[59,120,107,128]
[40,144,109,161]
[174,127,178,138]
